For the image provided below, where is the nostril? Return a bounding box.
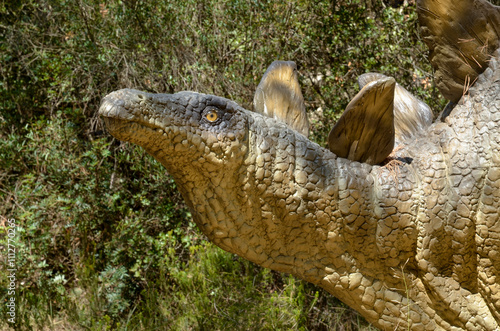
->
[137,94,145,100]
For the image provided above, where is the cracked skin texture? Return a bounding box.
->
[99,50,500,330]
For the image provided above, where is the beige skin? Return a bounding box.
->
[99,48,500,330]
[253,60,309,136]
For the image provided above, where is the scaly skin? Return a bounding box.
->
[99,50,500,330]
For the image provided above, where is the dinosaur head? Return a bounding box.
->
[99,89,249,177]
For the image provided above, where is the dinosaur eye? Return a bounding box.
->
[205,109,218,122]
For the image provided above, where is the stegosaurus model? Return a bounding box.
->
[99,0,500,329]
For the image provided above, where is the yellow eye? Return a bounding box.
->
[205,109,218,122]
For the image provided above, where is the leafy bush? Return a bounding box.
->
[0,0,444,330]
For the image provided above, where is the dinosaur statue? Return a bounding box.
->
[253,60,309,136]
[98,3,500,331]
[99,48,500,330]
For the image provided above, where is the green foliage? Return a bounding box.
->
[0,0,443,330]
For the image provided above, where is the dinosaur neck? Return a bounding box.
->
[167,113,404,285]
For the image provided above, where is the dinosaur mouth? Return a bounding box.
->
[99,101,143,142]
[100,102,173,151]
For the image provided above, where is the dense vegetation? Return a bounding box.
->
[0,0,450,329]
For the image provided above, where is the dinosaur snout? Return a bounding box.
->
[99,89,146,121]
